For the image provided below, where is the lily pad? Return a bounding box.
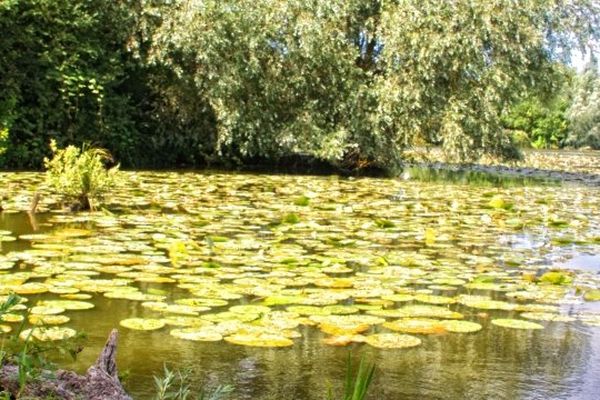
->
[364,333,422,349]
[20,327,77,341]
[439,320,483,333]
[170,327,223,341]
[583,290,600,302]
[229,305,271,315]
[224,333,294,347]
[491,318,544,330]
[520,312,575,322]
[37,300,95,310]
[30,306,65,315]
[383,318,446,334]
[120,318,165,331]
[29,315,71,325]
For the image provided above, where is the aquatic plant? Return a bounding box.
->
[0,294,86,398]
[328,353,375,400]
[153,364,233,400]
[44,139,120,211]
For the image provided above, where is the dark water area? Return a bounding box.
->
[0,169,599,399]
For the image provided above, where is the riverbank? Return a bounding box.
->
[405,148,600,186]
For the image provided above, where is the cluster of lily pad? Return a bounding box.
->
[0,171,599,349]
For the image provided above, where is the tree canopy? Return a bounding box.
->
[1,0,598,170]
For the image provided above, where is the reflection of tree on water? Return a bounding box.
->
[373,322,591,400]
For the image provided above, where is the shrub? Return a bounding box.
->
[44,139,120,211]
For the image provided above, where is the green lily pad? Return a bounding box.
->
[520,312,575,322]
[120,318,165,331]
[287,306,331,316]
[583,290,600,301]
[229,305,271,315]
[381,294,415,302]
[458,295,516,311]
[400,305,463,319]
[491,318,544,330]
[414,294,456,305]
[322,305,359,315]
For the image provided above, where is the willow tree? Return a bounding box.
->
[154,0,598,170]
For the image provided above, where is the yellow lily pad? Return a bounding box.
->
[29,314,71,325]
[364,333,422,349]
[20,327,77,341]
[439,320,483,333]
[37,300,95,310]
[1,313,24,323]
[383,318,446,334]
[30,306,65,315]
[170,327,223,341]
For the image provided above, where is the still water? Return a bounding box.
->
[0,170,599,399]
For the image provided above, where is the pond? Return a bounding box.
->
[1,170,600,399]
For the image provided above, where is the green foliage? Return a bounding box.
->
[328,353,375,400]
[0,294,86,398]
[153,0,599,169]
[566,64,600,149]
[502,96,570,149]
[539,271,573,285]
[293,196,310,207]
[44,140,120,210]
[153,364,233,400]
[0,0,599,170]
[282,213,301,224]
[0,128,8,160]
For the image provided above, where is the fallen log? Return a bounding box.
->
[0,329,131,400]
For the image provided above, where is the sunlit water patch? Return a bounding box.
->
[0,170,599,399]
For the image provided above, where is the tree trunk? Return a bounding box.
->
[0,329,131,400]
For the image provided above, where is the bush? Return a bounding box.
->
[44,140,120,211]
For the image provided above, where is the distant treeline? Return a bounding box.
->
[1,1,598,171]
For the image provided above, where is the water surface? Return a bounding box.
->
[0,170,599,400]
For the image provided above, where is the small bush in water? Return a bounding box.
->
[44,140,120,211]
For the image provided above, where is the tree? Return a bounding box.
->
[566,63,600,149]
[1,1,599,170]
[501,67,572,150]
[153,0,600,170]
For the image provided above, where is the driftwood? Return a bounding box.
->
[0,329,131,400]
[29,193,41,214]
